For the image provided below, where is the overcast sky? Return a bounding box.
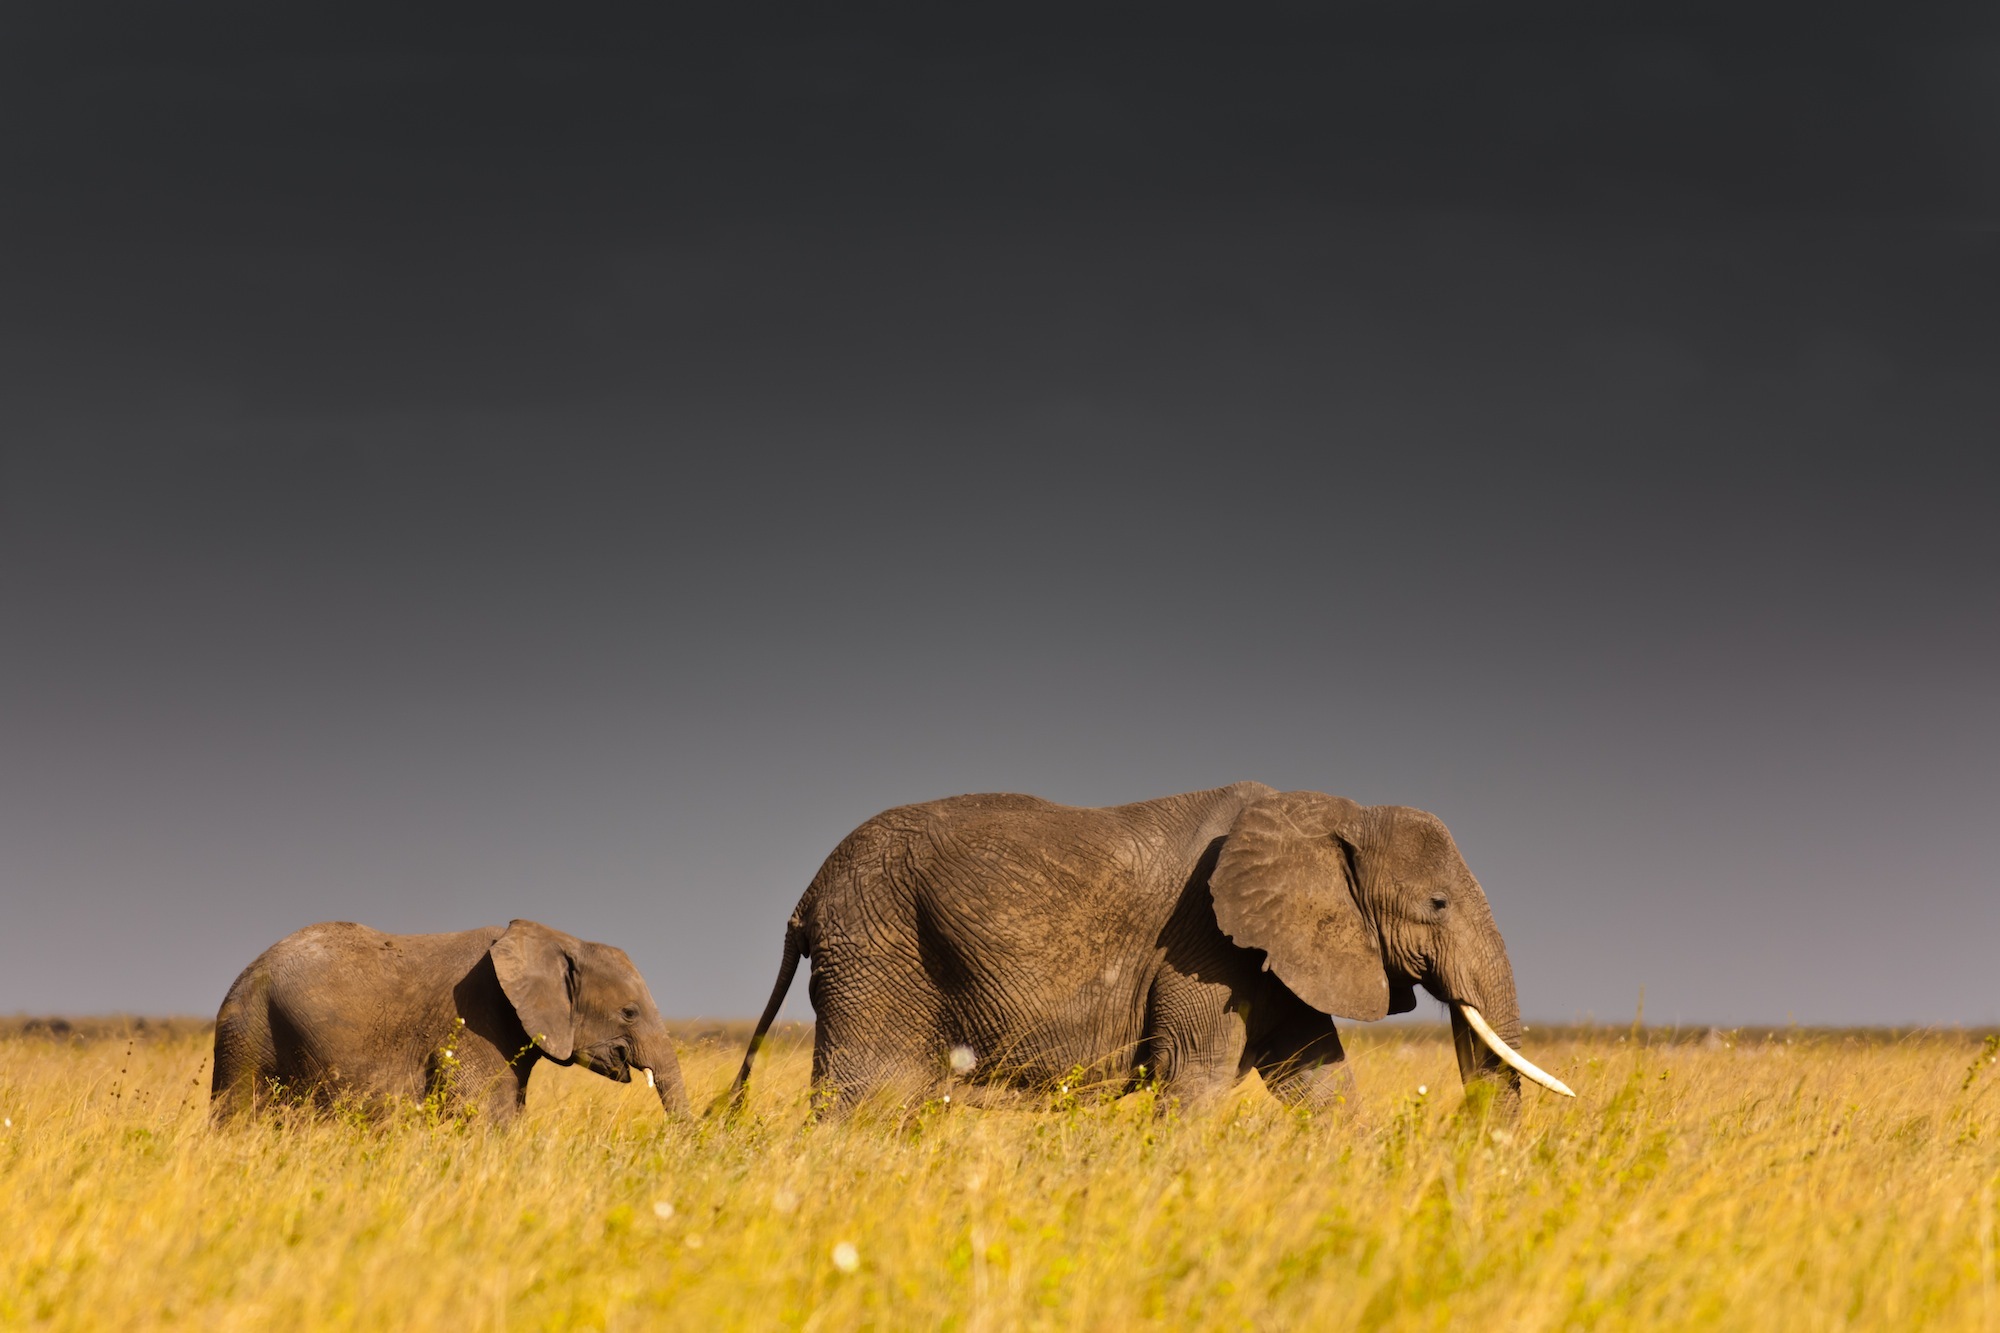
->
[3,6,1995,1027]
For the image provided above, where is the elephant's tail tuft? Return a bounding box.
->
[713,916,805,1118]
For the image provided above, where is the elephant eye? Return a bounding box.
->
[1429,894,1449,912]
[620,1005,640,1023]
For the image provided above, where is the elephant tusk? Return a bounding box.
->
[1458,1004,1576,1098]
[641,1067,656,1089]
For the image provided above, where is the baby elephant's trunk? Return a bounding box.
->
[635,1028,689,1116]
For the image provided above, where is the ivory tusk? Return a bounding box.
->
[1458,1004,1576,1098]
[642,1067,656,1089]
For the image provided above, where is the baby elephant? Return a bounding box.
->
[211,919,688,1123]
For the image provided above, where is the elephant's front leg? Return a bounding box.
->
[1143,972,1251,1113]
[434,1034,533,1125]
[1254,1011,1355,1111]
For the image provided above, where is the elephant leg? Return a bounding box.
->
[951,1082,1041,1110]
[807,945,950,1117]
[1255,1012,1355,1111]
[459,1047,531,1125]
[809,989,947,1118]
[1160,1007,1251,1112]
[210,1021,270,1122]
[210,1050,271,1121]
[812,1036,941,1118]
[211,971,281,1121]
[1143,969,1251,1113]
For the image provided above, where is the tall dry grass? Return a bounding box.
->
[1,1019,1995,1330]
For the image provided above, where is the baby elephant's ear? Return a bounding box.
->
[491,920,576,1061]
[1209,791,1390,1021]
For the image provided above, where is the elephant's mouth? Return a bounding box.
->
[578,1043,636,1082]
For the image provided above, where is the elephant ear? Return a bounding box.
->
[1209,790,1390,1021]
[491,919,577,1061]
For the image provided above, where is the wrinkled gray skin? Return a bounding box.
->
[730,784,1530,1117]
[212,919,688,1124]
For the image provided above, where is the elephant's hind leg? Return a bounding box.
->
[210,973,277,1122]
[810,1031,943,1119]
[805,944,950,1118]
[807,986,951,1118]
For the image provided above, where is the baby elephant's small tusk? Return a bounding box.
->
[642,1067,656,1089]
[1458,1004,1576,1098]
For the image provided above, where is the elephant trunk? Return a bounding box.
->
[1449,996,1520,1115]
[1442,924,1526,1113]
[1442,932,1573,1105]
[634,1026,688,1116]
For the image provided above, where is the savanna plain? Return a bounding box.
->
[2,1019,1996,1331]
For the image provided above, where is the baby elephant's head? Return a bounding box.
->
[490,919,687,1114]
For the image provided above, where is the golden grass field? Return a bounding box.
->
[2,1019,1996,1331]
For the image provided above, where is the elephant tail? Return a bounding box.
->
[714,914,806,1117]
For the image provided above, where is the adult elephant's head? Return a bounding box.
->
[1209,791,1572,1105]
[490,919,689,1114]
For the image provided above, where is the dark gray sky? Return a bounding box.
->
[3,6,1996,1026]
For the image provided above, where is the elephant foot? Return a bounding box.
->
[1264,1059,1359,1113]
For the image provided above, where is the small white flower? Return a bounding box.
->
[684,1234,703,1249]
[652,1200,675,1220]
[942,1094,951,1104]
[772,1188,800,1214]
[1417,1085,1428,1096]
[2,1117,10,1128]
[831,1241,860,1273]
[949,1045,977,1075]
[443,1050,454,1060]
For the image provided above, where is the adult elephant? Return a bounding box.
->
[728,784,1572,1116]
[212,918,689,1123]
